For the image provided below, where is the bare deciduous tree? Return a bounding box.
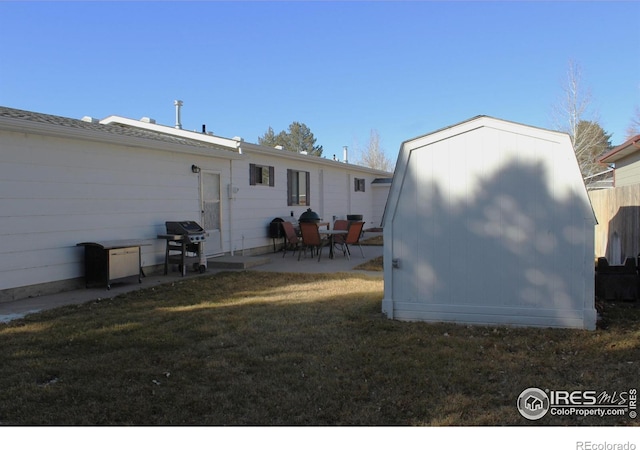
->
[355,129,394,172]
[625,106,640,140]
[552,60,611,179]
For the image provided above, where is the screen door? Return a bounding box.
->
[200,171,223,256]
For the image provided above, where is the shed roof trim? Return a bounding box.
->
[400,115,568,147]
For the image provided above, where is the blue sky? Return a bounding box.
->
[1,1,638,163]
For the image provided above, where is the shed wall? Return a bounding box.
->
[383,122,596,329]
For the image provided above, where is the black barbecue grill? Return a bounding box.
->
[268,218,285,252]
[158,221,208,276]
[166,221,207,243]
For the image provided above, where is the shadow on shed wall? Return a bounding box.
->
[389,159,595,328]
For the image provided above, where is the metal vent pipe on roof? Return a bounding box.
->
[343,146,348,164]
[174,100,183,129]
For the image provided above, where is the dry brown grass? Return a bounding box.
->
[352,234,383,271]
[0,270,638,426]
[360,235,383,246]
[354,255,383,271]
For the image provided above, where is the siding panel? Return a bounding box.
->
[613,152,640,187]
[0,130,225,290]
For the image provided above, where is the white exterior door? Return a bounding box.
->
[200,171,223,256]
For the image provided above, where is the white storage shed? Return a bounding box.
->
[381,116,597,330]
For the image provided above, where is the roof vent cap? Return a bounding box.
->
[81,116,99,123]
[140,117,156,124]
[174,100,183,129]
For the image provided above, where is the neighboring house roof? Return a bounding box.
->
[598,134,640,164]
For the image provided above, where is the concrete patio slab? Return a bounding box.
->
[0,244,383,324]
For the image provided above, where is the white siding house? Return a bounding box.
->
[382,116,597,330]
[0,106,391,301]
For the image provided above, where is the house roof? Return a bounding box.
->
[237,140,393,177]
[100,114,242,149]
[0,106,241,157]
[103,115,392,176]
[0,106,393,177]
[598,134,640,164]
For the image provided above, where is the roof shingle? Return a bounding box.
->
[0,106,235,151]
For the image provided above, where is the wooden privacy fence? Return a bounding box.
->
[589,184,640,263]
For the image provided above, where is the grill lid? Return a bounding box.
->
[166,221,205,235]
[299,208,320,223]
